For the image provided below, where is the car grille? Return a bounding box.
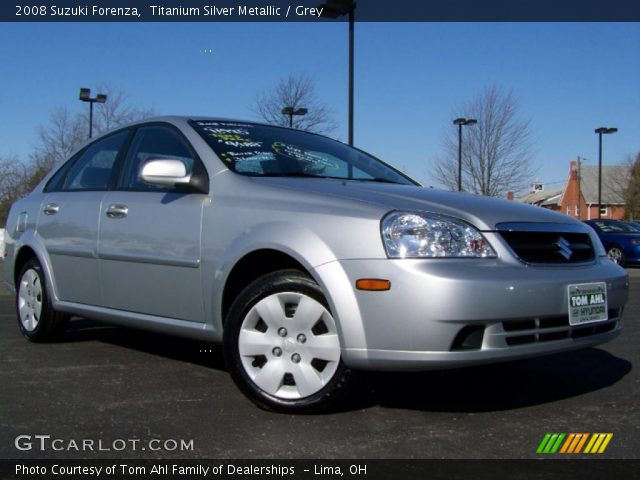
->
[499,231,594,264]
[502,309,620,346]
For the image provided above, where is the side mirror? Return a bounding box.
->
[140,158,193,188]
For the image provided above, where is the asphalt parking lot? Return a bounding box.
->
[0,268,638,460]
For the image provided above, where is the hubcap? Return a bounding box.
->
[608,248,623,264]
[18,269,43,332]
[238,292,341,400]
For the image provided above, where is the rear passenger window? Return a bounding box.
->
[63,131,128,191]
[44,154,77,192]
[121,126,197,191]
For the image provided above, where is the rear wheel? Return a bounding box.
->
[607,246,626,267]
[223,270,352,413]
[16,258,68,342]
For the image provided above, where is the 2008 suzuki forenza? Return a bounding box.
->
[2,117,629,412]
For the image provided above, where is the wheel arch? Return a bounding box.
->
[221,249,310,323]
[14,246,39,286]
[12,234,59,302]
[207,221,365,351]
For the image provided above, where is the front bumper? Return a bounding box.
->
[315,257,628,371]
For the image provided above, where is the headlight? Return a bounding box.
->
[381,211,496,258]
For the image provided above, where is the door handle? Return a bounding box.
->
[105,204,128,219]
[43,203,59,215]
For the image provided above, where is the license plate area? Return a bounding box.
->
[568,282,608,326]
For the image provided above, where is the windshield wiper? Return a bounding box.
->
[344,177,404,184]
[256,173,404,184]
[257,172,344,180]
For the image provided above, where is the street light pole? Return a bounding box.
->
[457,123,462,191]
[318,0,356,145]
[89,101,94,138]
[594,127,618,219]
[282,107,308,128]
[453,118,477,192]
[348,7,354,145]
[79,88,107,139]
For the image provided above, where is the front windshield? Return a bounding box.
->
[190,120,417,185]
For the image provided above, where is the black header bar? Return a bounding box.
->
[2,459,639,480]
[3,0,640,22]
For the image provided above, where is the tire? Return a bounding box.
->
[607,246,626,267]
[223,269,353,413]
[16,258,69,342]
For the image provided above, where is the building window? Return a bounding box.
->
[566,206,571,215]
[600,206,608,217]
[575,205,580,217]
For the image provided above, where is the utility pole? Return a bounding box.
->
[576,156,583,219]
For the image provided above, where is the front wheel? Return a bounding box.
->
[223,270,352,413]
[607,246,626,267]
[16,258,68,342]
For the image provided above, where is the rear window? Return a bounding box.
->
[190,120,416,185]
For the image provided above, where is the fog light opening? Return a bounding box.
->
[451,325,485,351]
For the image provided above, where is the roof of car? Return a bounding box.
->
[136,116,288,129]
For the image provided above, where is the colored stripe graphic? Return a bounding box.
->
[538,433,613,454]
[537,434,552,454]
[584,433,613,454]
[573,433,589,454]
[537,433,565,454]
[560,433,575,453]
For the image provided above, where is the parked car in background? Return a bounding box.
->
[625,221,640,232]
[2,117,630,412]
[584,219,640,267]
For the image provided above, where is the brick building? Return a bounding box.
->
[515,187,563,211]
[560,160,627,220]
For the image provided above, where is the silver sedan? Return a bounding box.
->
[2,117,629,412]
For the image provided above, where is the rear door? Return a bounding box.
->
[37,130,130,305]
[98,124,208,322]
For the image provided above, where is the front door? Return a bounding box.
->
[98,124,207,322]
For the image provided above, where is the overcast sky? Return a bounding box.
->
[1,22,638,192]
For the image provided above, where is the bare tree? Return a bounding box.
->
[623,152,640,220]
[31,106,86,173]
[31,85,155,173]
[0,155,32,226]
[1,87,154,226]
[91,84,155,133]
[253,73,337,135]
[432,85,536,197]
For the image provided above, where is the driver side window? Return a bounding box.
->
[121,125,196,191]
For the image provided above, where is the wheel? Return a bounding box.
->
[223,269,352,413]
[16,258,68,342]
[607,246,626,267]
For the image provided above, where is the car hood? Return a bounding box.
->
[254,178,582,231]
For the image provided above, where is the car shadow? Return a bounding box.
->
[63,318,227,370]
[355,348,632,413]
[63,318,631,414]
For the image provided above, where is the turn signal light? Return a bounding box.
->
[356,279,391,291]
